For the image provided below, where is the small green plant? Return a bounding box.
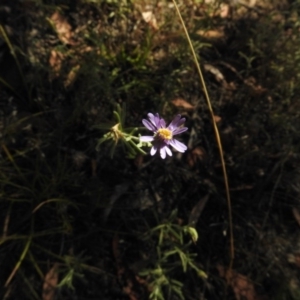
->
[140,210,206,300]
[95,104,147,158]
[57,255,85,290]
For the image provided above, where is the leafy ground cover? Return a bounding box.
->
[1,0,300,299]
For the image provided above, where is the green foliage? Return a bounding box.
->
[139,210,206,300]
[95,103,147,158]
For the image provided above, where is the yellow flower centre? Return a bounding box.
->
[157,128,172,140]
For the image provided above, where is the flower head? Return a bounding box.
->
[140,113,188,159]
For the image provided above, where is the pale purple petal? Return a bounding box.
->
[150,145,158,156]
[142,119,156,131]
[154,113,161,127]
[140,136,154,142]
[160,146,166,159]
[172,127,188,135]
[175,117,186,128]
[159,118,166,128]
[169,139,187,153]
[165,146,172,157]
[147,113,160,129]
[168,115,182,130]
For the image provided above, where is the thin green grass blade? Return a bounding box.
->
[0,25,30,101]
[171,0,234,270]
[4,234,33,287]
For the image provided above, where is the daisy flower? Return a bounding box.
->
[140,113,188,159]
